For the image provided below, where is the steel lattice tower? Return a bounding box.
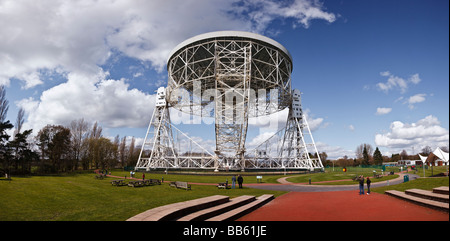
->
[135,31,323,171]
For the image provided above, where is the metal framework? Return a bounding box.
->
[135,31,323,171]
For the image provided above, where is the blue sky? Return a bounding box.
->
[1,0,448,159]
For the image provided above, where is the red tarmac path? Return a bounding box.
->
[238,190,448,221]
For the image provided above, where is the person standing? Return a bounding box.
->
[237,175,243,189]
[366,177,371,195]
[142,173,145,180]
[232,175,236,189]
[359,175,364,195]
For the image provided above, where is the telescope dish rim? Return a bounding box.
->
[167,30,292,66]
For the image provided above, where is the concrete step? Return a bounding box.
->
[405,189,449,203]
[206,194,274,221]
[178,195,256,221]
[127,195,229,221]
[433,186,449,195]
[385,190,449,213]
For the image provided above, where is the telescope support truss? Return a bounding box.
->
[135,88,323,171]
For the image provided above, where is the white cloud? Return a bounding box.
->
[407,93,426,109]
[1,0,337,84]
[349,125,355,131]
[376,72,421,93]
[17,70,155,132]
[315,142,355,160]
[3,0,337,133]
[375,115,449,152]
[376,107,392,115]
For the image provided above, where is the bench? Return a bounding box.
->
[149,179,161,185]
[111,179,126,186]
[128,180,145,187]
[217,182,229,189]
[170,181,191,190]
[95,174,105,179]
[374,174,383,179]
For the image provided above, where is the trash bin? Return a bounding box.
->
[403,175,409,182]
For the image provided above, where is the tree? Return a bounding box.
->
[373,147,383,165]
[421,146,432,156]
[119,136,127,167]
[0,86,9,123]
[69,118,89,170]
[88,137,117,169]
[0,120,13,175]
[362,145,370,166]
[356,143,373,159]
[13,108,25,139]
[0,86,13,175]
[9,129,39,174]
[400,150,408,160]
[37,125,71,173]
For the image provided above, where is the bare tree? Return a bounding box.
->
[119,136,127,167]
[0,86,9,123]
[421,146,432,155]
[12,108,26,141]
[69,118,89,170]
[355,143,373,159]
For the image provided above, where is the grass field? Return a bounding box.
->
[0,172,286,221]
[286,166,399,184]
[0,166,448,221]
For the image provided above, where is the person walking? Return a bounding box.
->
[237,175,243,189]
[359,175,364,195]
[231,175,236,189]
[366,177,371,195]
[142,173,145,180]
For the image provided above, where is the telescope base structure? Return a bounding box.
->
[135,88,323,172]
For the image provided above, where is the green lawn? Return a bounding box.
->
[0,173,286,221]
[286,166,397,184]
[1,167,447,221]
[112,170,286,184]
[371,177,449,194]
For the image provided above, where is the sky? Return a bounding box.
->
[1,0,448,160]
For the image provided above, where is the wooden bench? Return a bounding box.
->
[128,180,145,187]
[170,181,191,190]
[217,182,229,189]
[95,174,105,179]
[111,179,126,186]
[374,174,383,179]
[149,179,161,185]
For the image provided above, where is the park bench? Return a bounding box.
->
[374,174,383,179]
[128,180,145,187]
[217,182,229,189]
[111,179,126,186]
[170,181,191,190]
[95,174,105,179]
[149,179,161,185]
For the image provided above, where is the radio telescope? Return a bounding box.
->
[135,31,323,171]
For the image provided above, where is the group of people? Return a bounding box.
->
[230,174,244,189]
[358,175,372,195]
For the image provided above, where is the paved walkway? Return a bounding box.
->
[237,190,449,221]
[247,172,416,192]
[240,172,449,221]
